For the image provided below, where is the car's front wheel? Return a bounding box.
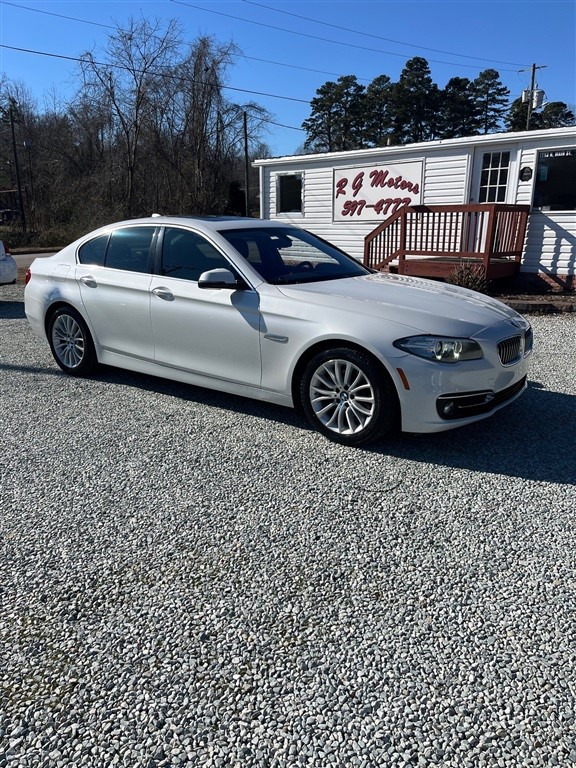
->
[48,306,97,376]
[300,347,398,446]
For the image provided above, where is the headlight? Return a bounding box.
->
[393,335,483,363]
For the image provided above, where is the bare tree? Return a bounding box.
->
[78,17,182,218]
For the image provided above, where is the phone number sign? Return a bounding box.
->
[333,161,423,222]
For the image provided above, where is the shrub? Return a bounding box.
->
[445,262,489,294]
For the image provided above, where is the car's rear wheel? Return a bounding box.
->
[300,347,398,446]
[48,306,97,376]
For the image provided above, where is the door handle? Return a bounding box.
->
[79,275,97,288]
[152,286,174,301]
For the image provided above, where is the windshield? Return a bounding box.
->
[220,226,371,285]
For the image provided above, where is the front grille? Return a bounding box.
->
[498,335,522,365]
[436,376,527,420]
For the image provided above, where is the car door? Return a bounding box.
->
[149,227,262,386]
[76,226,157,360]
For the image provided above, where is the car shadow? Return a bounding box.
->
[0,299,26,319]
[95,368,574,486]
[370,381,576,486]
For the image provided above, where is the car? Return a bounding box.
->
[24,215,533,446]
[0,240,17,285]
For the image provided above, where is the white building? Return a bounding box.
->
[254,126,575,287]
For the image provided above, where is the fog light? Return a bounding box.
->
[441,400,456,417]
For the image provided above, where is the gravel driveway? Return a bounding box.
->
[1,282,575,768]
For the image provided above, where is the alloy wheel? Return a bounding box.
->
[309,358,376,435]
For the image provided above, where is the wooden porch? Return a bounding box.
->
[363,204,530,280]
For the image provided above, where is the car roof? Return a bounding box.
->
[105,215,293,235]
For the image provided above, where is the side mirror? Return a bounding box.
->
[198,268,244,290]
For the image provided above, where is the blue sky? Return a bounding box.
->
[1,0,575,157]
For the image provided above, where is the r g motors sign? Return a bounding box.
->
[333,161,423,222]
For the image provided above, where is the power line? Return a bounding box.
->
[0,43,307,131]
[171,0,526,73]
[1,0,115,29]
[242,0,531,68]
[2,0,371,83]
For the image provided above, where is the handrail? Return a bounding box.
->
[364,204,530,273]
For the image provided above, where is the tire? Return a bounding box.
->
[300,347,398,446]
[48,306,97,376]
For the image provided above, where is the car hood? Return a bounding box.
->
[276,272,525,336]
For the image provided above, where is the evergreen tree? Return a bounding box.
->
[438,77,481,138]
[539,101,576,128]
[505,98,575,131]
[505,97,530,131]
[363,74,394,147]
[302,75,366,153]
[389,58,440,144]
[471,69,510,134]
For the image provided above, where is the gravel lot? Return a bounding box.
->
[1,282,575,768]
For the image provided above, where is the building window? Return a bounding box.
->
[534,149,576,211]
[478,152,510,203]
[276,174,302,213]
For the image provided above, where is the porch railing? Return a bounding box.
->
[363,203,530,278]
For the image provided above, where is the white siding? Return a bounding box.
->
[515,147,537,206]
[522,212,576,276]
[422,151,470,205]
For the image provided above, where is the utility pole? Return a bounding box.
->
[7,100,27,233]
[520,64,547,130]
[243,111,250,217]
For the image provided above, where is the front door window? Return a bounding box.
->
[478,151,510,203]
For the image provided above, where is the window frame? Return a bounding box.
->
[478,151,510,204]
[77,226,159,272]
[275,172,303,215]
[156,226,238,283]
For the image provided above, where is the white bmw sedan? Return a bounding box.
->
[24,216,532,446]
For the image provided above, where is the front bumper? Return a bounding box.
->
[436,376,527,420]
[391,320,532,434]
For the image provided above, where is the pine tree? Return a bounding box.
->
[505,97,575,131]
[302,76,365,153]
[389,58,440,144]
[471,69,510,134]
[538,101,576,129]
[438,77,481,138]
[363,74,394,147]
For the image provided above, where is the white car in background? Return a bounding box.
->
[24,216,533,446]
[0,240,17,285]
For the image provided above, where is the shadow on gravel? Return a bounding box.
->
[96,365,304,430]
[95,367,574,486]
[0,362,62,376]
[370,381,576,486]
[0,299,26,319]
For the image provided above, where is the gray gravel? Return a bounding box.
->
[1,281,575,768]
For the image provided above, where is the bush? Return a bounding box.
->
[445,262,489,294]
